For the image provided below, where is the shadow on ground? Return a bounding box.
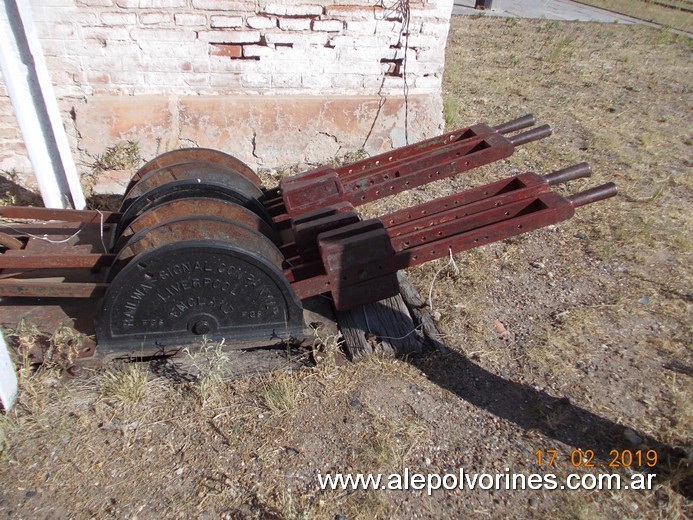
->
[407,341,692,498]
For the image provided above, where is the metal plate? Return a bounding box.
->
[112,198,280,252]
[127,148,261,193]
[96,217,304,355]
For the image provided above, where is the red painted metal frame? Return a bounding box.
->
[285,180,617,307]
[275,116,552,218]
[0,115,617,312]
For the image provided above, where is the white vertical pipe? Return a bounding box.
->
[0,0,85,209]
[0,332,17,411]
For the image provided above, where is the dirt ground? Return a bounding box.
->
[1,16,692,520]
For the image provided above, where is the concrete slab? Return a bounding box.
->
[452,0,651,26]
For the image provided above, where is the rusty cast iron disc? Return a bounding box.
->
[116,163,272,238]
[120,161,264,213]
[127,148,261,193]
[112,198,280,253]
[110,216,283,279]
[97,217,304,355]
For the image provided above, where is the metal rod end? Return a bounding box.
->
[568,183,618,208]
[494,114,536,135]
[509,124,552,147]
[544,163,592,186]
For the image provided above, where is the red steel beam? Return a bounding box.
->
[278,115,552,217]
[0,252,114,269]
[0,206,120,223]
[0,280,108,298]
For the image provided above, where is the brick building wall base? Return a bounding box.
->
[74,93,442,194]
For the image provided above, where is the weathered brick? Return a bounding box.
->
[135,40,205,58]
[421,21,450,38]
[331,74,364,89]
[263,4,323,16]
[380,74,414,90]
[209,73,243,88]
[38,22,76,39]
[278,17,312,31]
[271,73,302,88]
[264,31,328,46]
[210,43,243,58]
[114,0,138,7]
[415,47,446,62]
[136,57,208,73]
[209,57,253,73]
[325,5,385,20]
[405,30,445,48]
[175,13,207,26]
[242,44,273,58]
[100,12,137,25]
[45,56,81,74]
[83,56,125,72]
[86,72,112,84]
[335,35,389,48]
[144,72,190,86]
[302,74,331,89]
[139,0,186,7]
[247,16,276,29]
[77,0,113,6]
[312,19,343,32]
[140,12,173,25]
[192,0,247,10]
[346,19,400,34]
[406,60,444,75]
[82,27,132,42]
[70,12,101,25]
[242,72,271,88]
[414,74,442,91]
[109,71,143,85]
[199,31,261,44]
[210,16,244,28]
[131,28,197,42]
[183,75,211,88]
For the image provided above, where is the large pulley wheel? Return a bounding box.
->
[116,162,272,239]
[127,148,261,194]
[96,217,305,355]
[111,198,280,252]
[121,161,264,213]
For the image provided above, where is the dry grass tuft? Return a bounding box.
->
[92,140,141,173]
[0,415,13,460]
[184,339,231,406]
[99,362,150,405]
[259,372,301,416]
